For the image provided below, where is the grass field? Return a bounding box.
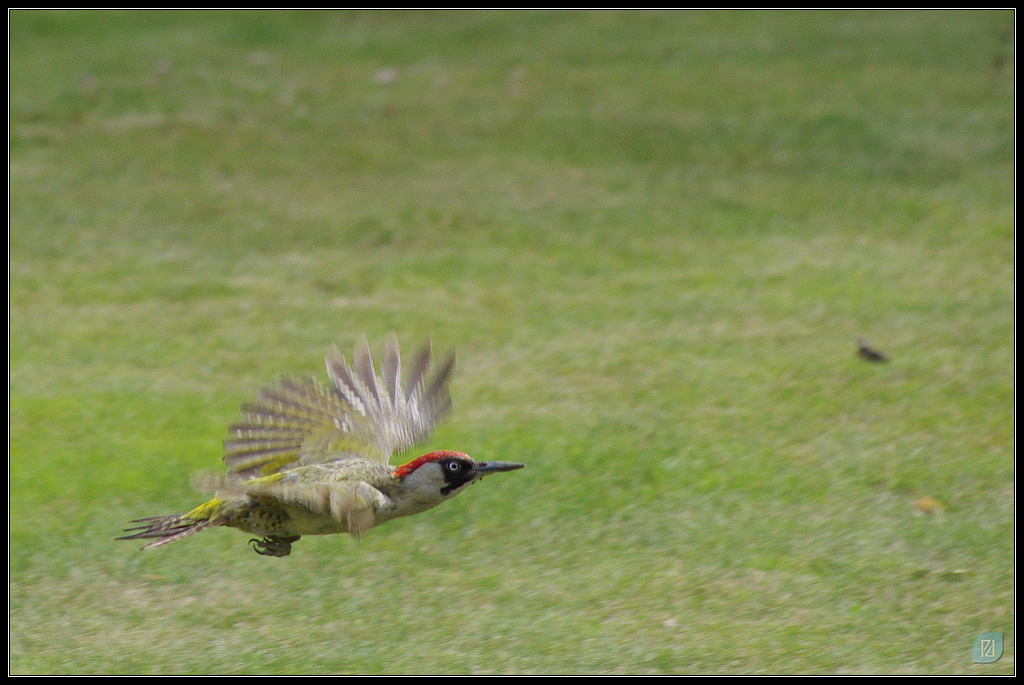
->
[8,10,1015,674]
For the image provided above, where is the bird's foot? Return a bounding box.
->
[248,535,301,557]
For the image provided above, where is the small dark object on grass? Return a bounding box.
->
[857,339,888,363]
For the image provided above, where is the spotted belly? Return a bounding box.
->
[225,499,354,537]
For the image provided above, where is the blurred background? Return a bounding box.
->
[9,10,1014,674]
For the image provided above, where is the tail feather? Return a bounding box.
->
[118,514,215,550]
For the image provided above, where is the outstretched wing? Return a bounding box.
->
[222,333,454,479]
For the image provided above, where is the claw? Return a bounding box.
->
[248,535,301,557]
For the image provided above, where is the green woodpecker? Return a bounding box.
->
[119,334,523,557]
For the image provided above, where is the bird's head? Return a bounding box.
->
[392,450,524,507]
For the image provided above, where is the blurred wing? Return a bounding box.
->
[222,333,454,479]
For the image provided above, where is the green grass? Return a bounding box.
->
[9,9,1014,674]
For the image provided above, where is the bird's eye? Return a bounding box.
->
[445,459,463,472]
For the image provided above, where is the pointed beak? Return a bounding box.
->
[472,461,525,476]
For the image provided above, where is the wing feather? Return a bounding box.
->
[381,333,401,411]
[404,338,432,403]
[222,335,453,479]
[353,337,384,412]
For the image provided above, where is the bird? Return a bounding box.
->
[118,333,524,557]
[856,338,889,363]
